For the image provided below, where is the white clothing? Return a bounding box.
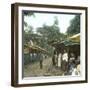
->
[62,53,68,62]
[57,53,62,67]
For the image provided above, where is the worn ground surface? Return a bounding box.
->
[24,57,64,77]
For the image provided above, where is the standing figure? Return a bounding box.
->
[52,51,56,66]
[52,51,57,66]
[39,53,43,69]
[68,53,75,72]
[75,56,80,66]
[57,53,62,67]
[55,52,58,66]
[62,50,68,71]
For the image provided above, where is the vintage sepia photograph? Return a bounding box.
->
[11,3,87,87]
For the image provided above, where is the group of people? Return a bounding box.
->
[52,50,80,76]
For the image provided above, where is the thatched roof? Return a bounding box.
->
[24,44,48,54]
[50,33,80,47]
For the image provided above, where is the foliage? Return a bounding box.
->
[36,17,62,43]
[24,25,33,43]
[66,15,80,35]
[23,11,35,27]
[36,17,67,55]
[23,11,35,17]
[23,13,81,65]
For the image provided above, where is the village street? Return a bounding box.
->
[24,57,64,77]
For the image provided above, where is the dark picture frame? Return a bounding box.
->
[11,3,88,87]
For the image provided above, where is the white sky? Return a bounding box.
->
[24,13,75,33]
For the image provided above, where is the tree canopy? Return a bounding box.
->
[66,15,80,35]
[24,13,80,56]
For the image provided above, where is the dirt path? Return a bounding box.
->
[24,57,64,77]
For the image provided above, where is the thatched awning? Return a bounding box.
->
[50,33,80,47]
[24,44,48,54]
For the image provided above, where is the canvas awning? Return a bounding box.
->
[69,33,80,43]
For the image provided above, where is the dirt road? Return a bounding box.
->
[24,57,64,77]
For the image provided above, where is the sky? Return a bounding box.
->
[24,13,75,33]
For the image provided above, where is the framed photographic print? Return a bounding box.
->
[11,3,88,87]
